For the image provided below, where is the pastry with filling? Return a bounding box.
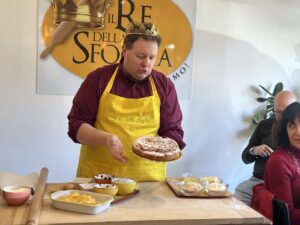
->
[132,136,181,161]
[205,182,228,196]
[179,181,203,194]
[206,183,227,192]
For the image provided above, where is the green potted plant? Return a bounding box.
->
[252,82,283,124]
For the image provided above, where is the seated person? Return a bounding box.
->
[264,102,300,225]
[234,91,296,205]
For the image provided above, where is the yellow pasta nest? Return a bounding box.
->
[58,192,100,205]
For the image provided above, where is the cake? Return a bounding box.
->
[132,136,181,161]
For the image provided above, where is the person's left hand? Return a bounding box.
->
[252,144,274,157]
[106,134,129,163]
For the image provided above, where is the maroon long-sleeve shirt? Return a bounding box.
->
[68,63,185,149]
[264,147,300,225]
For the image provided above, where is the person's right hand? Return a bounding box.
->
[251,144,274,157]
[106,134,128,163]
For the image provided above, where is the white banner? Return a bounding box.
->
[37,0,196,99]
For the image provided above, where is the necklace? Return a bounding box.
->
[288,149,300,174]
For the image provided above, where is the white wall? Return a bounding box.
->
[1,0,300,191]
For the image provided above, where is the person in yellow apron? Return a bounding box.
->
[68,22,185,181]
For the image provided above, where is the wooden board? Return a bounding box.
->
[166,177,232,198]
[111,189,139,205]
[0,182,272,225]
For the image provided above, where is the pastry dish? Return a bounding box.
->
[132,136,181,161]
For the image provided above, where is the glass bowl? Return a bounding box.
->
[181,172,203,183]
[205,182,229,196]
[178,180,204,196]
[202,176,223,184]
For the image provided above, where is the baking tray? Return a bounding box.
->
[50,190,113,214]
[166,177,232,198]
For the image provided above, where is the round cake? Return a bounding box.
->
[132,136,181,161]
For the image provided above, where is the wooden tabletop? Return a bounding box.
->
[0,182,271,225]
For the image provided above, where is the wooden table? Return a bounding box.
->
[0,182,271,225]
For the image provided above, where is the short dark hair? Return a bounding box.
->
[123,34,161,50]
[279,102,300,147]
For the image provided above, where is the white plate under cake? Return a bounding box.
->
[132,136,181,161]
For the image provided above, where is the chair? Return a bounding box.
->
[251,183,274,220]
[272,197,291,225]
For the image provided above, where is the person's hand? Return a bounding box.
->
[106,134,128,163]
[251,144,274,157]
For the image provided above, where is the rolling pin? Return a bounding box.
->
[25,167,49,225]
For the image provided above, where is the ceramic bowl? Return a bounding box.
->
[205,182,229,196]
[94,174,115,184]
[78,183,97,192]
[111,178,136,195]
[94,184,119,196]
[2,185,32,206]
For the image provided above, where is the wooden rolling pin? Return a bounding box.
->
[40,0,92,59]
[25,167,49,225]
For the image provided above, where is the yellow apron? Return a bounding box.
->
[76,67,166,181]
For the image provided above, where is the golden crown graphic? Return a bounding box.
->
[125,22,160,36]
[51,0,111,28]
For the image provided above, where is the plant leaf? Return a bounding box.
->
[253,111,265,124]
[273,82,284,96]
[258,85,272,96]
[267,97,274,102]
[252,118,260,124]
[257,97,267,102]
[252,82,282,125]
